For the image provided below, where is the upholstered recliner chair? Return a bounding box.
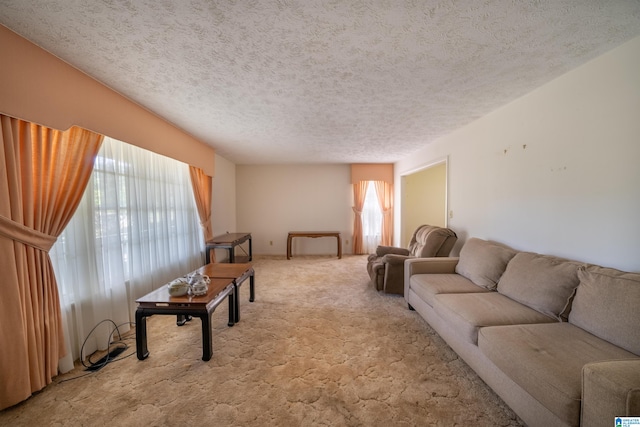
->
[367,225,457,295]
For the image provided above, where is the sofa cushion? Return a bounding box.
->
[497,252,582,321]
[568,265,640,355]
[432,292,556,345]
[409,274,490,307]
[455,238,517,290]
[478,323,639,427]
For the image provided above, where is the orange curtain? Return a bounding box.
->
[352,181,369,255]
[0,115,103,410]
[374,180,393,246]
[189,165,214,259]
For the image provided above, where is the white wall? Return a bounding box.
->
[236,164,353,256]
[395,35,640,272]
[211,154,237,260]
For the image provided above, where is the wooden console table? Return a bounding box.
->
[205,232,252,264]
[287,231,342,260]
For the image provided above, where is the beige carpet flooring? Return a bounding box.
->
[1,255,524,426]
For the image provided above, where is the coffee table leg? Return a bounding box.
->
[249,273,255,302]
[228,286,236,326]
[176,314,192,326]
[233,283,240,324]
[135,309,149,360]
[201,311,213,361]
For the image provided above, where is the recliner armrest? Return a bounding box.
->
[381,253,413,265]
[376,246,410,257]
[581,359,640,427]
[404,257,459,276]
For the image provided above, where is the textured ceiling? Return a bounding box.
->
[1,1,640,165]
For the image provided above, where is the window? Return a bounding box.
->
[362,181,383,253]
[50,137,204,370]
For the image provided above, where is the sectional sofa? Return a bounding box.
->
[404,237,640,427]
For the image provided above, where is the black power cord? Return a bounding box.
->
[57,319,137,383]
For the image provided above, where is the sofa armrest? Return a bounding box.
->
[405,257,460,276]
[581,359,640,427]
[376,246,410,257]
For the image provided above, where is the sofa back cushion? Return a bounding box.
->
[568,265,640,355]
[497,252,581,320]
[455,238,517,290]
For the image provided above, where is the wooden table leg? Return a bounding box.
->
[286,234,293,259]
[232,270,255,324]
[228,286,236,327]
[249,272,255,302]
[200,311,213,361]
[176,314,192,326]
[135,309,149,360]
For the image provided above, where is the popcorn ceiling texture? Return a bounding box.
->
[1,1,640,164]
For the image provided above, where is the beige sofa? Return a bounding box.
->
[404,237,640,427]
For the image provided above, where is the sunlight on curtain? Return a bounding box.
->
[50,137,204,371]
[362,181,383,253]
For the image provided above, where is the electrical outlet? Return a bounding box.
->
[449,210,454,219]
[269,240,273,245]
[345,239,349,245]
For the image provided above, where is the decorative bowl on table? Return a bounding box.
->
[167,278,190,296]
[190,281,209,296]
[188,274,210,296]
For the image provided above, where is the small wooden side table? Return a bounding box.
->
[205,232,252,264]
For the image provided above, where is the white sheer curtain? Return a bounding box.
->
[362,181,383,253]
[50,137,204,372]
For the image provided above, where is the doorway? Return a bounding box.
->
[401,159,448,247]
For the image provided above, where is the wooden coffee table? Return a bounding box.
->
[194,263,255,323]
[135,277,235,361]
